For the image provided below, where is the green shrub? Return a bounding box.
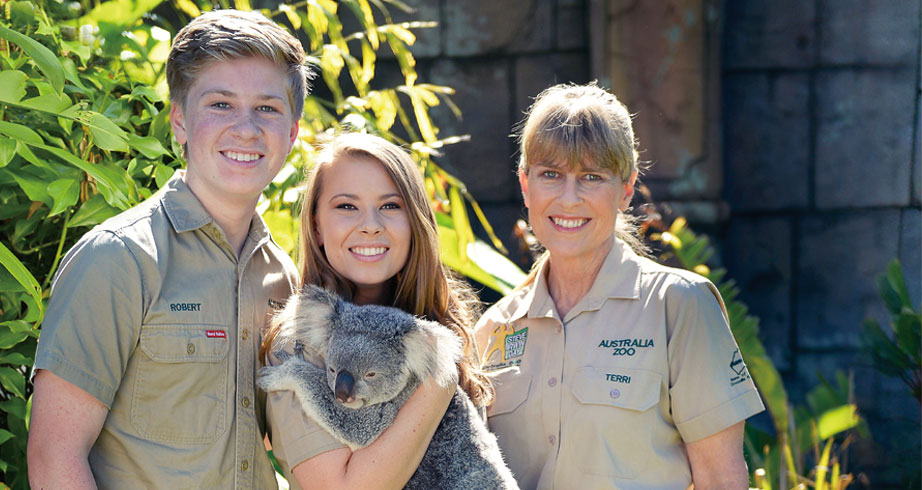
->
[0,1,522,487]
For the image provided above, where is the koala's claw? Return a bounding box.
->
[273,349,293,362]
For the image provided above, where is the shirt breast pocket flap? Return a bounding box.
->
[487,368,532,417]
[572,366,661,412]
[140,325,230,363]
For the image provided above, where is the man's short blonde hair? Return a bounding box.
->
[166,9,312,121]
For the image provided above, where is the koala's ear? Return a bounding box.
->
[272,285,340,353]
[403,319,462,388]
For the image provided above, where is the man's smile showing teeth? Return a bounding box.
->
[351,247,388,256]
[223,151,261,162]
[551,217,589,229]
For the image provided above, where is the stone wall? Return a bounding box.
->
[378,0,593,286]
[371,0,920,486]
[723,0,921,486]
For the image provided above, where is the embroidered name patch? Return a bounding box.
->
[205,330,226,339]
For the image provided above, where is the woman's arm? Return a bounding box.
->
[685,422,749,489]
[290,378,454,490]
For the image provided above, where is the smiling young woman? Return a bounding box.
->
[259,132,493,490]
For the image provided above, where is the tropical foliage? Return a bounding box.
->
[0,0,522,487]
[651,218,863,490]
[860,259,921,405]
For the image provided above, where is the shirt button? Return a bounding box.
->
[548,435,556,445]
[242,396,250,408]
[241,460,249,471]
[548,377,557,387]
[242,329,249,341]
[187,343,195,355]
[610,388,621,399]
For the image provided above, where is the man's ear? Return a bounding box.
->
[518,168,529,208]
[169,102,187,146]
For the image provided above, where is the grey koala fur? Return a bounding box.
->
[258,284,519,490]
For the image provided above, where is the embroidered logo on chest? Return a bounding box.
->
[483,324,527,371]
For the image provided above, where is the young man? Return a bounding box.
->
[27,10,311,488]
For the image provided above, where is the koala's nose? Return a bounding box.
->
[334,370,355,404]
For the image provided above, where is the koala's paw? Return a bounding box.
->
[257,363,296,393]
[276,349,294,362]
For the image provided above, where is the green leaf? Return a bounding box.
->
[0,367,26,399]
[0,429,13,446]
[19,93,72,113]
[0,24,65,94]
[0,70,27,103]
[877,272,903,316]
[76,0,164,29]
[894,312,922,364]
[816,404,859,440]
[11,171,52,205]
[884,259,915,310]
[74,110,129,152]
[47,178,80,216]
[0,137,17,168]
[0,398,28,421]
[154,163,175,188]
[0,242,44,316]
[69,193,121,228]
[861,319,911,375]
[127,134,170,159]
[0,120,42,146]
[0,351,31,367]
[0,329,29,350]
[30,142,134,209]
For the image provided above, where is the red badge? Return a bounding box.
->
[206,330,226,339]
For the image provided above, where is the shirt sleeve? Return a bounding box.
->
[665,275,765,442]
[33,230,145,408]
[264,350,346,484]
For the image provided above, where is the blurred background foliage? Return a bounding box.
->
[0,1,916,489]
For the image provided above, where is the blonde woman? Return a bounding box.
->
[261,133,493,489]
[475,83,764,489]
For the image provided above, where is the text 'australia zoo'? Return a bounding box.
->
[598,338,654,356]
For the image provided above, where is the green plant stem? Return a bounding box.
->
[41,213,70,291]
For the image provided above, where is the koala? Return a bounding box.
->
[257,284,519,490]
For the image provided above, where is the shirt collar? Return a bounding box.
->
[160,170,272,252]
[510,239,643,322]
[162,171,216,233]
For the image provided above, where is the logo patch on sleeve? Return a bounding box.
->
[205,330,227,339]
[729,349,751,386]
[483,324,528,371]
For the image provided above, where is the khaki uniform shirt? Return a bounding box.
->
[475,240,764,490]
[34,173,297,489]
[265,350,346,489]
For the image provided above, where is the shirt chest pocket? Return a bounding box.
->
[569,366,662,480]
[486,368,532,418]
[130,325,231,444]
